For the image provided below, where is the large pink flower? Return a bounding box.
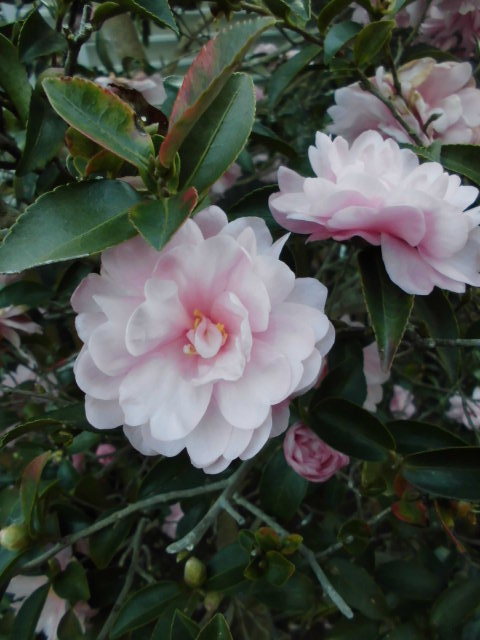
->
[283,422,349,482]
[327,58,480,145]
[269,130,480,295]
[72,207,334,473]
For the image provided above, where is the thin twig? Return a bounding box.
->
[64,4,93,76]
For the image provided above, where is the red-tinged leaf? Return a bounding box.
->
[159,17,275,167]
[391,499,428,526]
[434,501,466,553]
[21,451,51,536]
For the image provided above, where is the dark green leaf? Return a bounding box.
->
[260,449,308,521]
[197,614,233,640]
[0,34,31,124]
[66,431,101,455]
[431,577,480,630]
[414,289,460,381]
[43,77,154,174]
[206,542,250,592]
[57,609,84,640]
[116,0,178,33]
[440,144,480,187]
[139,455,205,498]
[230,186,279,230]
[338,519,370,555]
[0,281,51,307]
[18,10,67,62]
[383,623,424,640]
[21,451,51,535]
[310,398,395,461]
[325,619,379,640]
[318,0,369,32]
[264,550,295,587]
[129,188,198,251]
[324,21,362,62]
[388,420,466,456]
[354,20,395,68]
[314,355,366,405]
[0,180,142,273]
[170,610,200,640]
[376,560,443,601]
[11,582,50,640]
[53,560,90,604]
[89,516,134,569]
[250,571,316,615]
[402,447,480,500]
[268,44,320,107]
[179,73,255,196]
[358,247,414,371]
[160,17,275,167]
[0,419,62,450]
[110,581,182,638]
[251,122,296,157]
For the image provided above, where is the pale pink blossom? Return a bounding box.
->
[0,306,41,347]
[389,384,416,418]
[71,453,85,473]
[327,58,480,145]
[363,342,390,412]
[269,130,480,295]
[95,443,116,466]
[447,387,480,429]
[72,207,334,473]
[283,422,349,482]
[210,163,242,197]
[95,72,166,106]
[161,502,184,539]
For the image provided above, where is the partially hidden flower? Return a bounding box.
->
[327,58,480,145]
[161,502,184,539]
[283,422,349,482]
[95,443,116,466]
[363,342,390,412]
[0,306,41,347]
[72,207,334,473]
[95,72,166,106]
[389,384,416,418]
[210,163,242,198]
[447,387,480,429]
[269,130,480,295]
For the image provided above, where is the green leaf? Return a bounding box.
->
[383,623,424,640]
[0,419,62,450]
[0,34,31,124]
[89,516,134,569]
[264,550,295,587]
[53,560,90,604]
[110,581,182,638]
[310,398,395,461]
[440,144,480,186]
[178,73,255,196]
[318,0,369,32]
[358,247,414,371]
[159,17,276,167]
[206,542,250,592]
[250,571,316,615]
[11,582,50,640]
[43,76,154,174]
[21,451,51,536]
[388,420,466,456]
[18,10,67,63]
[116,0,177,32]
[0,281,51,307]
[268,44,320,107]
[260,448,308,521]
[431,577,480,630]
[324,21,362,63]
[314,354,366,405]
[230,186,279,230]
[251,122,296,157]
[354,20,395,68]
[414,289,460,381]
[376,560,443,601]
[129,188,198,251]
[402,447,480,500]
[197,614,233,640]
[0,180,142,273]
[170,610,200,640]
[57,609,84,640]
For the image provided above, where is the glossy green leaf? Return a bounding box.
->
[268,44,320,107]
[0,34,31,124]
[0,419,62,450]
[354,20,395,67]
[264,550,295,587]
[310,398,395,461]
[318,0,370,32]
[11,582,50,640]
[159,17,275,167]
[179,73,255,195]
[110,581,182,638]
[116,0,178,32]
[206,542,250,592]
[57,609,84,640]
[388,419,466,456]
[0,180,142,273]
[260,449,308,521]
[129,188,198,250]
[53,560,90,604]
[21,451,51,535]
[265,0,310,23]
[358,247,414,371]
[402,447,480,500]
[440,144,480,187]
[324,21,362,62]
[414,289,460,381]
[170,610,200,640]
[250,571,316,615]
[197,614,233,640]
[230,186,278,230]
[314,354,366,405]
[43,77,154,173]
[18,10,67,63]
[376,560,443,601]
[251,122,296,157]
[431,577,480,630]
[89,516,134,569]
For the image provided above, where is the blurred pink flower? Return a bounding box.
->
[71,453,85,473]
[95,443,116,466]
[72,207,334,473]
[269,130,480,295]
[283,422,349,482]
[447,387,480,429]
[327,58,480,145]
[390,384,416,418]
[161,502,184,539]
[210,163,242,197]
[95,72,166,106]
[0,306,41,347]
[363,342,390,412]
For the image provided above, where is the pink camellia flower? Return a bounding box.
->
[95,72,166,106]
[447,387,480,429]
[72,207,334,473]
[269,130,480,295]
[390,384,416,419]
[327,58,480,145]
[95,443,116,466]
[210,163,242,198]
[283,422,349,482]
[161,502,184,539]
[363,342,390,412]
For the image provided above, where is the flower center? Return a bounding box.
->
[183,309,228,358]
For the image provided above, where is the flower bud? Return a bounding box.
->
[0,523,30,551]
[204,591,222,613]
[183,557,207,588]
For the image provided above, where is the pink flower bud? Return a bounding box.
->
[95,443,116,466]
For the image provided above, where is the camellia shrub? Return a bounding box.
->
[1,0,480,637]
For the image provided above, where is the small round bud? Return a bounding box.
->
[0,523,30,551]
[183,557,207,588]
[204,591,222,613]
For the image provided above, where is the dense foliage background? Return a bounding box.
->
[1,0,480,638]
